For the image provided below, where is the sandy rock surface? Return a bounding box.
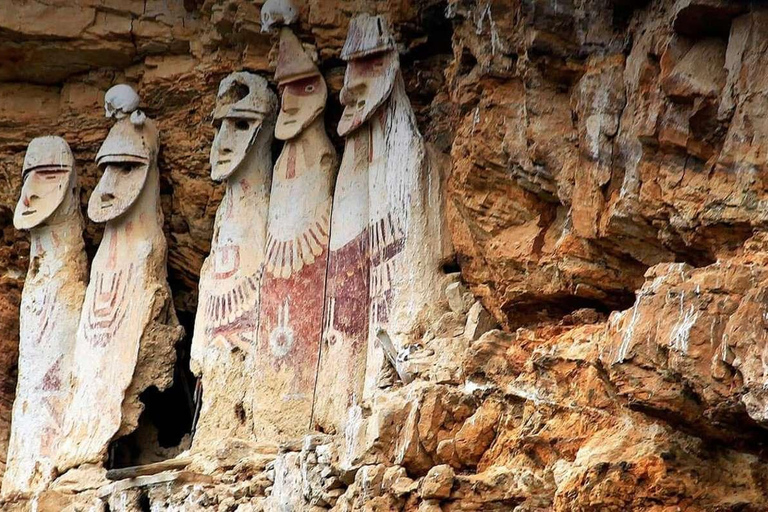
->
[4,0,768,510]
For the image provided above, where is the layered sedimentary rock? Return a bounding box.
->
[57,87,183,471]
[6,0,768,510]
[190,73,276,447]
[2,137,87,495]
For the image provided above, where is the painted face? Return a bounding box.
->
[210,115,263,181]
[338,51,398,137]
[88,158,149,223]
[276,76,327,141]
[14,165,72,230]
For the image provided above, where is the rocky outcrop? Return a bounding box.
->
[5,0,768,510]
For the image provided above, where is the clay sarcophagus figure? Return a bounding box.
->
[317,14,449,430]
[3,137,87,495]
[190,73,276,446]
[250,28,337,440]
[58,85,183,470]
[312,82,371,434]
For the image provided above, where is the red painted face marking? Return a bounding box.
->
[282,76,322,98]
[213,245,241,280]
[349,54,387,79]
[286,144,297,179]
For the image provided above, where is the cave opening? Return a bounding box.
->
[106,310,198,469]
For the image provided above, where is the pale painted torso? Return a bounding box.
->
[58,177,177,470]
[190,151,271,447]
[3,217,86,495]
[364,78,445,399]
[252,119,336,441]
[313,126,371,435]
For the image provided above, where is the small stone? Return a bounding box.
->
[316,445,332,464]
[436,439,459,468]
[218,497,237,512]
[303,434,333,451]
[323,475,344,490]
[356,464,387,498]
[420,464,455,500]
[454,401,502,466]
[446,281,471,314]
[465,301,497,341]
[419,498,443,511]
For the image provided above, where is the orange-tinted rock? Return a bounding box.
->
[4,0,768,510]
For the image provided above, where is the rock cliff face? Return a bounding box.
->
[4,0,768,510]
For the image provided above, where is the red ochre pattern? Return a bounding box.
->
[257,244,329,394]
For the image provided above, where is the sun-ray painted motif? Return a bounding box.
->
[190,72,276,448]
[252,27,337,441]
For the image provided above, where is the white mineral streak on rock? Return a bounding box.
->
[57,85,183,471]
[190,72,276,449]
[614,304,639,363]
[342,401,364,468]
[3,137,87,495]
[252,28,336,441]
[669,293,698,354]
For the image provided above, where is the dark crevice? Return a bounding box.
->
[673,4,745,38]
[611,0,651,30]
[502,292,636,329]
[441,255,461,275]
[107,311,197,469]
[627,400,768,460]
[457,47,478,76]
[139,491,151,512]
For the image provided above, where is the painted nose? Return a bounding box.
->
[282,94,299,113]
[23,195,30,207]
[340,86,353,106]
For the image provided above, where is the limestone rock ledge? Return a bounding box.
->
[4,0,768,510]
[4,291,768,511]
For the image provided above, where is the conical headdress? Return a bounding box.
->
[340,14,396,61]
[274,28,320,85]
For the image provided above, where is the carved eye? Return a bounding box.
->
[235,119,250,131]
[119,162,136,173]
[305,84,315,93]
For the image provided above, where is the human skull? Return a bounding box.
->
[260,0,299,32]
[104,84,140,119]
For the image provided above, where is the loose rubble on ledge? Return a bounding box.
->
[3,0,768,511]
